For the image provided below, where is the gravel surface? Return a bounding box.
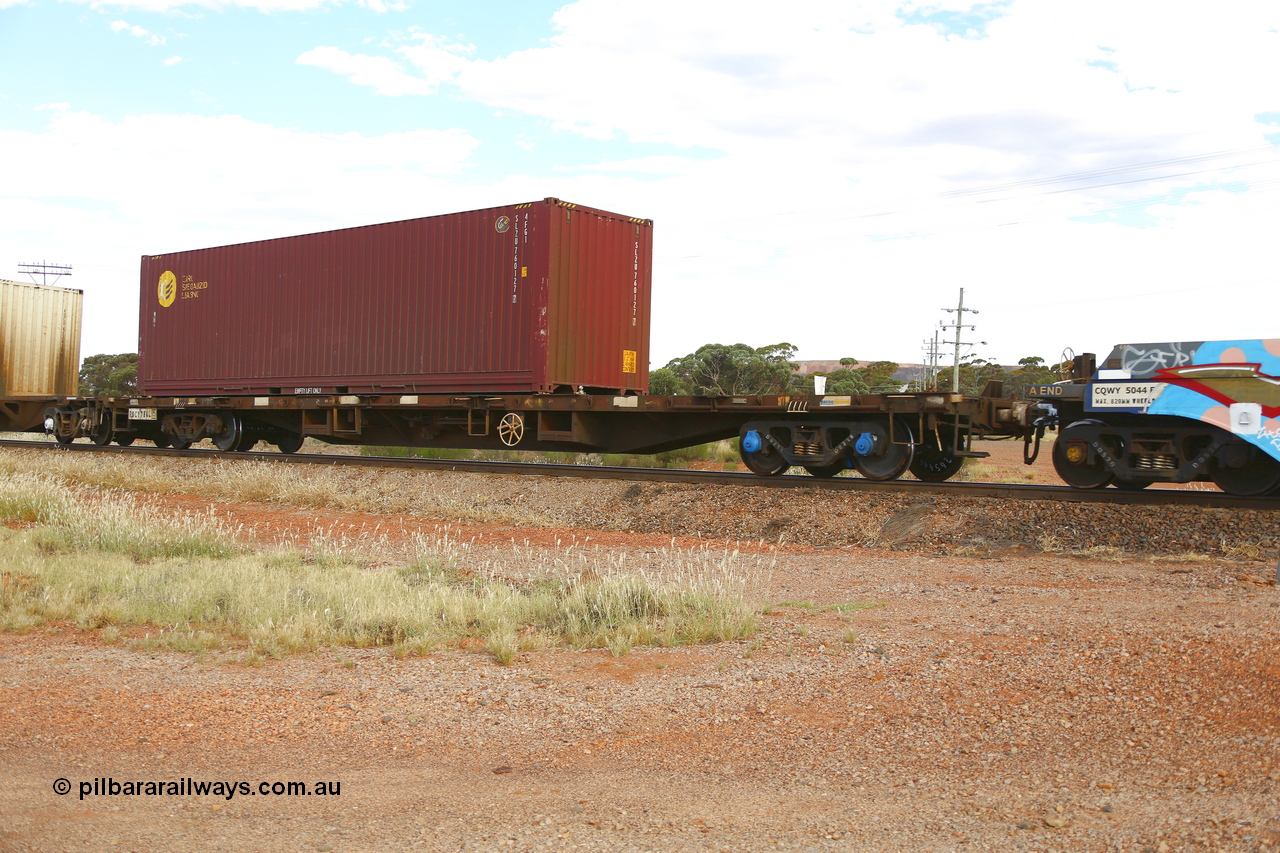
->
[1,450,1278,852]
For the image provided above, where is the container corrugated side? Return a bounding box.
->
[138,198,652,396]
[544,200,652,392]
[0,279,83,397]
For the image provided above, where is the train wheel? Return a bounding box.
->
[498,412,525,446]
[909,430,963,482]
[54,433,74,446]
[171,438,193,450]
[804,462,847,478]
[1113,479,1151,491]
[90,419,114,446]
[853,423,914,481]
[151,434,171,448]
[234,434,258,452]
[115,436,135,447]
[275,433,304,454]
[1052,420,1115,489]
[739,429,788,476]
[1210,443,1280,496]
[213,416,242,452]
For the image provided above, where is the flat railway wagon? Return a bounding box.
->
[31,198,1046,481]
[1031,339,1280,496]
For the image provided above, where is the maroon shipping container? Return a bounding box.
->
[138,198,652,396]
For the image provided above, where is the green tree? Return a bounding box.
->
[661,342,799,396]
[647,367,686,395]
[1003,355,1061,399]
[798,367,870,395]
[936,357,1010,396]
[858,360,902,392]
[79,353,138,396]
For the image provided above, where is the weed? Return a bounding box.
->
[607,631,635,658]
[1037,535,1064,553]
[951,459,998,482]
[486,630,518,666]
[826,601,880,615]
[1223,542,1264,561]
[1069,545,1129,562]
[1154,552,1212,564]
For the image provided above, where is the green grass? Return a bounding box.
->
[0,468,761,662]
[826,601,882,615]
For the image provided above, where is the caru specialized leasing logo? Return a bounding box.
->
[157,271,177,307]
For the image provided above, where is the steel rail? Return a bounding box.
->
[2,438,1278,510]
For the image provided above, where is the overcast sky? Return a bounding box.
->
[3,0,1277,370]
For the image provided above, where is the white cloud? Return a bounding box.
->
[396,33,474,90]
[72,0,331,11]
[0,108,482,357]
[11,1,1280,367]
[297,46,436,96]
[62,0,413,10]
[356,0,407,12]
[110,19,166,45]
[163,55,183,66]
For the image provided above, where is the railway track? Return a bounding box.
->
[4,438,1279,511]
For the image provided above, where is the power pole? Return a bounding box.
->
[18,261,73,286]
[941,288,979,393]
[916,329,942,390]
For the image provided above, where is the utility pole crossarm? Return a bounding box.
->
[17,261,73,287]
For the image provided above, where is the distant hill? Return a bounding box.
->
[793,360,929,385]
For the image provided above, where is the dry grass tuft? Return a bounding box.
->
[1067,545,1130,562]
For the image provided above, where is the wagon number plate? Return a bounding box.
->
[129,408,158,421]
[1087,382,1163,411]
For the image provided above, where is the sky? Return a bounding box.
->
[2,0,1278,372]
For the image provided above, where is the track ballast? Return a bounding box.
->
[3,438,1277,511]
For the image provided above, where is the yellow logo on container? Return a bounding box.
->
[622,350,637,374]
[495,216,511,233]
[157,271,177,308]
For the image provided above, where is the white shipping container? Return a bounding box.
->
[0,279,83,397]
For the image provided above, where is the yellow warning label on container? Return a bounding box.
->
[157,271,177,308]
[622,350,637,374]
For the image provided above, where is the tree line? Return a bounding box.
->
[650,343,1062,398]
[77,346,1062,399]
